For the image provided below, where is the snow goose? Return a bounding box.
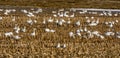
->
[14,26,20,34]
[0,16,2,20]
[91,16,94,19]
[99,35,105,39]
[64,11,69,17]
[12,16,15,21]
[48,17,53,23]
[105,31,115,36]
[30,28,36,36]
[50,29,56,33]
[42,19,46,24]
[56,43,61,48]
[5,32,13,37]
[45,28,50,32]
[76,32,81,36]
[85,16,89,19]
[70,13,75,17]
[21,26,26,32]
[67,19,71,24]
[27,19,33,25]
[63,44,66,48]
[89,20,99,26]
[69,32,75,38]
[115,20,119,23]
[86,19,90,23]
[75,20,80,26]
[13,35,21,40]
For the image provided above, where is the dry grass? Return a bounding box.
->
[0,0,120,9]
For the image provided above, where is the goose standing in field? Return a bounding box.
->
[0,17,2,21]
[12,16,15,21]
[5,32,13,37]
[50,29,56,33]
[55,19,59,24]
[105,31,115,36]
[99,35,105,39]
[76,29,81,36]
[76,32,81,37]
[114,13,118,16]
[33,8,42,14]
[42,19,46,24]
[116,32,120,38]
[13,35,21,40]
[45,28,55,33]
[63,44,66,48]
[115,20,119,23]
[92,31,100,36]
[30,28,36,36]
[105,21,114,28]
[4,9,10,15]
[58,12,64,17]
[85,16,89,19]
[108,12,112,16]
[66,19,71,24]
[0,9,3,11]
[15,27,20,34]
[87,31,94,38]
[89,19,99,26]
[75,20,80,26]
[91,16,94,19]
[21,26,26,32]
[56,43,61,48]
[84,27,87,32]
[21,9,28,14]
[70,13,75,17]
[79,28,83,32]
[45,28,50,32]
[14,25,20,34]
[53,14,57,17]
[52,11,57,17]
[57,19,66,26]
[27,19,33,25]
[34,20,37,23]
[61,19,66,23]
[86,19,91,23]
[27,12,34,17]
[64,11,69,17]
[48,17,53,23]
[69,32,75,38]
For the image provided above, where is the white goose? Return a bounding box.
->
[42,19,46,24]
[27,19,33,25]
[14,25,20,34]
[67,19,71,24]
[63,44,66,48]
[89,19,99,26]
[5,32,13,37]
[0,16,2,20]
[21,26,26,32]
[56,43,61,48]
[13,35,21,39]
[75,20,80,26]
[69,32,75,38]
[50,29,56,33]
[45,28,50,32]
[30,28,36,36]
[48,17,53,23]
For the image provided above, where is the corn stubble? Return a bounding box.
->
[0,14,119,58]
